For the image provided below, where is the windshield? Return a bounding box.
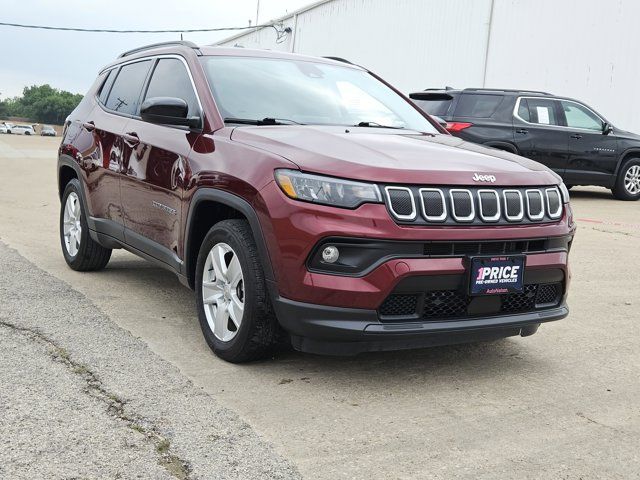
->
[201,56,437,133]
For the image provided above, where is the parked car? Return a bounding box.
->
[11,125,35,135]
[1,122,15,134]
[58,42,574,362]
[410,88,640,200]
[41,125,57,136]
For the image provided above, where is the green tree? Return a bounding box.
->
[1,85,83,124]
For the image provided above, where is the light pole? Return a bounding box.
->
[255,0,260,30]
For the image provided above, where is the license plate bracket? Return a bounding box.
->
[469,255,525,296]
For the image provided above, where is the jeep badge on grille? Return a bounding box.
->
[473,173,497,182]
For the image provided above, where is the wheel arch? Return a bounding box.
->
[183,189,275,290]
[58,164,78,199]
[57,155,96,229]
[615,148,640,177]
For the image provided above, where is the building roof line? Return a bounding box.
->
[212,0,338,46]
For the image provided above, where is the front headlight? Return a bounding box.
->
[559,182,571,203]
[275,169,382,209]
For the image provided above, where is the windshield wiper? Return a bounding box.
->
[224,117,304,126]
[356,121,405,129]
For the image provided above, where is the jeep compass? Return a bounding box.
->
[58,42,575,362]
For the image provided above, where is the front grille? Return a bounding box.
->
[424,290,468,318]
[379,294,418,317]
[378,282,563,321]
[384,185,564,226]
[422,239,556,257]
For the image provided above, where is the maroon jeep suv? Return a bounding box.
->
[58,41,575,362]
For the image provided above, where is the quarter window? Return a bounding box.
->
[105,60,152,115]
[144,58,199,116]
[561,101,602,131]
[98,69,117,105]
[455,94,503,118]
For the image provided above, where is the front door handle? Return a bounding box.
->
[516,128,528,135]
[123,132,140,147]
[82,121,95,132]
[570,133,583,140]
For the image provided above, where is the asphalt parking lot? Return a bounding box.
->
[1,134,639,479]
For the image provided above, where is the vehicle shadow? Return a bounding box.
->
[102,255,553,388]
[567,186,614,200]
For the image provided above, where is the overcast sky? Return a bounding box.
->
[0,0,315,99]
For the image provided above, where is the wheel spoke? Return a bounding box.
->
[210,246,228,282]
[228,294,244,328]
[227,255,242,286]
[213,302,229,339]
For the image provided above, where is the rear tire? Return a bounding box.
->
[612,158,640,201]
[195,219,280,363]
[60,179,112,271]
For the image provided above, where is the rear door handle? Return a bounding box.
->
[82,121,95,132]
[570,133,583,139]
[123,132,140,147]
[515,128,528,135]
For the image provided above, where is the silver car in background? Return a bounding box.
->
[10,125,35,135]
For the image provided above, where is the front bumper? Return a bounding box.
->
[274,295,568,355]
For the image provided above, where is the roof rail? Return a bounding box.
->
[118,40,201,58]
[323,56,353,64]
[463,88,552,95]
[422,86,456,91]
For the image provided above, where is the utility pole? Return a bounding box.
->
[255,0,260,31]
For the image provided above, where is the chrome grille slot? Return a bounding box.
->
[503,190,524,222]
[477,190,500,222]
[546,187,562,219]
[419,188,447,221]
[385,186,416,220]
[450,189,475,222]
[526,189,545,220]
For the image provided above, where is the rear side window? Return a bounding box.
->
[98,69,117,105]
[105,60,152,115]
[454,94,503,118]
[143,58,199,116]
[520,98,560,126]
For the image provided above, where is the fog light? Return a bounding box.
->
[321,245,339,264]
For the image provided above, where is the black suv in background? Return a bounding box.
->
[410,88,640,200]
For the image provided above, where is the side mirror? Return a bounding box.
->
[603,122,614,135]
[140,97,201,129]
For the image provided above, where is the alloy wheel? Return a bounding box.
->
[63,192,82,257]
[201,242,245,342]
[624,165,640,195]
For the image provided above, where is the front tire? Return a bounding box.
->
[195,219,280,363]
[60,179,112,270]
[612,158,640,200]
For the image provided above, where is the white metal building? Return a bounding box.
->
[217,0,640,132]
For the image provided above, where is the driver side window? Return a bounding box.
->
[144,58,199,117]
[561,101,602,131]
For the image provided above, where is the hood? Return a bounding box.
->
[230,126,560,186]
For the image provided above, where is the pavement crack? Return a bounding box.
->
[0,320,192,480]
[583,225,640,239]
[576,412,626,435]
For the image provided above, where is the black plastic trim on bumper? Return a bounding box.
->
[273,296,568,355]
